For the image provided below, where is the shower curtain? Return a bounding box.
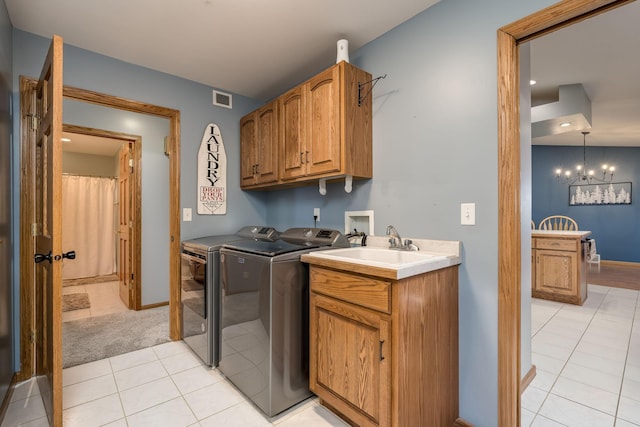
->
[62,175,117,280]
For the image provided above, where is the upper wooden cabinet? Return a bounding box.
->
[279,86,306,180]
[240,100,278,187]
[241,61,372,190]
[298,65,342,178]
[239,113,257,187]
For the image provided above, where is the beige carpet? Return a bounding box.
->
[62,293,91,312]
[63,305,170,368]
[63,274,119,287]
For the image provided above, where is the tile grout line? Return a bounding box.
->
[109,345,188,425]
[612,289,640,426]
[531,301,564,339]
[109,352,129,425]
[530,285,610,424]
[159,352,203,424]
[112,360,131,427]
[2,393,45,427]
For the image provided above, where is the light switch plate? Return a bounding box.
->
[461,203,475,225]
[183,208,192,222]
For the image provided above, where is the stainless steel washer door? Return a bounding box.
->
[219,249,312,417]
[181,250,210,365]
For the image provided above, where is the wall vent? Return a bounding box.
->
[212,90,232,109]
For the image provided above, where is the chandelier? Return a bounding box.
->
[555,131,616,184]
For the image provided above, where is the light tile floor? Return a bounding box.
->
[7,283,638,426]
[2,341,348,427]
[62,281,129,323]
[523,284,640,427]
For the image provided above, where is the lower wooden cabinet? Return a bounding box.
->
[312,293,390,425]
[531,231,590,305]
[308,265,458,427]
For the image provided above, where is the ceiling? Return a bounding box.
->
[62,132,125,156]
[6,0,640,153]
[530,1,640,147]
[4,0,439,102]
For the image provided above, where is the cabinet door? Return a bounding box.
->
[239,113,257,187]
[535,249,578,296]
[279,87,306,180]
[531,239,536,293]
[256,101,278,184]
[306,66,341,176]
[310,293,390,427]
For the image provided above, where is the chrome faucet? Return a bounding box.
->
[386,225,403,248]
[386,225,419,250]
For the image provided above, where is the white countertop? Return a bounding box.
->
[302,237,461,280]
[532,230,591,238]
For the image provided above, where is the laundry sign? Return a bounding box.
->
[197,123,227,214]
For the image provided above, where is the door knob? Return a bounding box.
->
[34,251,52,264]
[34,251,76,263]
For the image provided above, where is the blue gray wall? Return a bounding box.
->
[12,29,266,242]
[533,145,640,262]
[266,1,557,424]
[7,0,567,424]
[0,0,14,406]
[11,30,266,369]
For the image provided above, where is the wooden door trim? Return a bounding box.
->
[19,79,182,380]
[497,1,630,425]
[63,124,142,310]
[61,85,182,340]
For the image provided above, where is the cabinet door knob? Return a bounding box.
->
[379,340,385,361]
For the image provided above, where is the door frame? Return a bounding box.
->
[497,0,632,425]
[19,78,182,380]
[63,124,142,310]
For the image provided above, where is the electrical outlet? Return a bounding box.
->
[314,208,320,222]
[461,203,475,225]
[183,208,192,222]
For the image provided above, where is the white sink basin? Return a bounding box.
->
[323,247,446,265]
[304,246,456,279]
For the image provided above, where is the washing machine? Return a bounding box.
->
[180,226,279,366]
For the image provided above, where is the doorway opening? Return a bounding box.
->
[18,77,181,381]
[60,126,141,323]
[497,1,631,425]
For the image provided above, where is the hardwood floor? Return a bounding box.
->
[587,262,640,291]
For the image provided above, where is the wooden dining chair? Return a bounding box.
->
[538,215,578,231]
